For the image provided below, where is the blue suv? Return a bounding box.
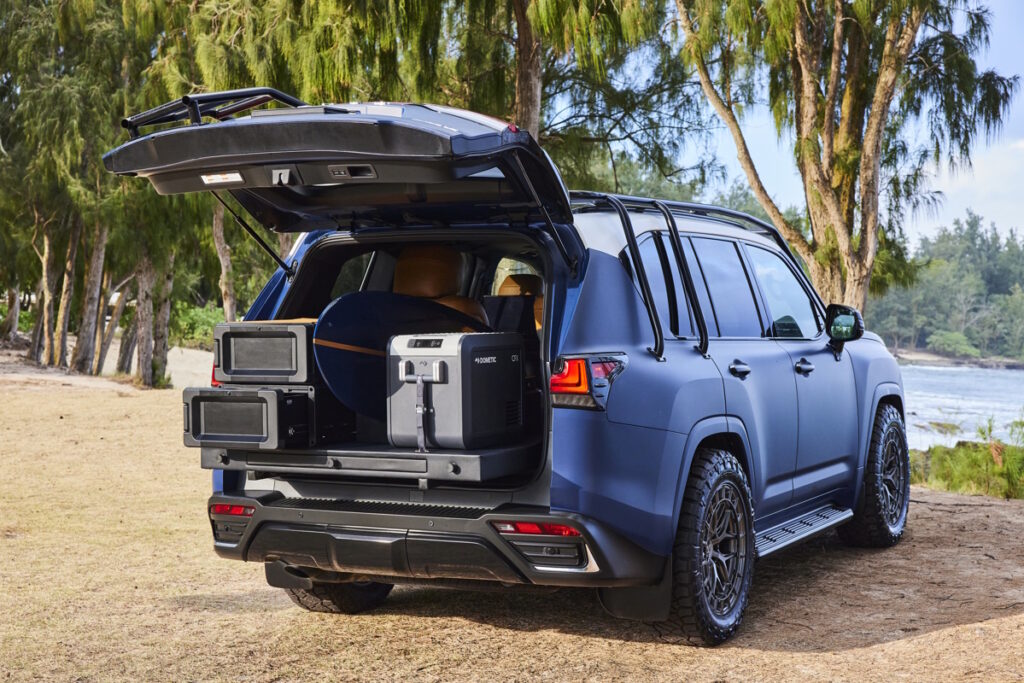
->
[105,89,909,645]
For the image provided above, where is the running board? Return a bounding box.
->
[754,505,853,558]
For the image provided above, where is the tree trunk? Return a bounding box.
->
[116,312,137,375]
[38,228,57,365]
[511,0,543,139]
[211,203,237,322]
[151,255,175,386]
[91,271,110,374]
[70,220,109,373]
[54,219,82,368]
[95,281,130,376]
[135,257,156,386]
[0,286,20,340]
[277,232,295,261]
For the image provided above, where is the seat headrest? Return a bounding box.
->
[497,273,542,297]
[393,246,461,299]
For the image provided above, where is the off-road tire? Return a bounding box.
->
[664,448,755,646]
[838,403,910,547]
[285,581,393,614]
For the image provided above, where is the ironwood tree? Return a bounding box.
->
[675,0,1017,309]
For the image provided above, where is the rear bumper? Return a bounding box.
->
[209,492,665,588]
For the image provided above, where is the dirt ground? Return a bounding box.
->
[2,351,1023,682]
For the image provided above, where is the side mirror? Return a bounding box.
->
[825,304,864,354]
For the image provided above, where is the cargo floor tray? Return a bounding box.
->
[200,439,541,483]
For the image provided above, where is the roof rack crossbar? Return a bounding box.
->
[121,87,308,139]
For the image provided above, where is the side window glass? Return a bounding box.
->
[661,235,696,337]
[746,246,820,338]
[681,238,720,337]
[635,235,674,335]
[691,237,764,338]
[330,252,373,299]
[491,257,539,295]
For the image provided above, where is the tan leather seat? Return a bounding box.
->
[498,274,543,330]
[392,246,489,325]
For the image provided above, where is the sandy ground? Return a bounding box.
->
[1,354,1023,681]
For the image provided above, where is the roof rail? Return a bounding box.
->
[570,191,793,259]
[121,87,308,139]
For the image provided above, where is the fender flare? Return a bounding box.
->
[668,415,755,540]
[850,382,903,506]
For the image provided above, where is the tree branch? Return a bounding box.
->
[857,6,925,266]
[676,1,813,263]
[821,0,846,174]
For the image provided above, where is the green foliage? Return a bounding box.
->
[868,210,1024,359]
[911,441,1024,500]
[926,330,981,358]
[169,302,224,351]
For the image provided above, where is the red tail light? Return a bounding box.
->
[211,364,221,387]
[549,356,624,409]
[492,520,581,537]
[550,358,589,394]
[210,504,254,517]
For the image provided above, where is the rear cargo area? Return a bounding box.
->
[184,231,550,489]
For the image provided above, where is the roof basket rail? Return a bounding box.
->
[121,87,308,139]
[569,191,792,260]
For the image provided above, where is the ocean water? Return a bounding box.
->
[900,364,1024,450]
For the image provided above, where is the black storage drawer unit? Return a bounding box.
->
[213,320,315,384]
[183,386,315,450]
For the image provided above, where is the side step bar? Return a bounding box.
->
[755,505,853,558]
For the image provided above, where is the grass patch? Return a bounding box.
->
[911,441,1024,499]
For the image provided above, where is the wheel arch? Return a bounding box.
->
[669,416,755,549]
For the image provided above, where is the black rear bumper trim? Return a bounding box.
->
[211,491,665,588]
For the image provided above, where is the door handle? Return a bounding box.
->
[795,358,815,375]
[728,360,751,378]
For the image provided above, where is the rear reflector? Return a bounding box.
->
[210,364,221,387]
[210,504,255,517]
[492,520,581,537]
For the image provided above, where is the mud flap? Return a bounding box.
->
[597,557,672,622]
[265,560,314,590]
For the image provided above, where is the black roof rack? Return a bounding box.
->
[569,191,792,258]
[121,87,308,139]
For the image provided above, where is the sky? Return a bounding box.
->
[692,0,1024,249]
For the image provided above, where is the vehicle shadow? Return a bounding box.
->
[377,493,1024,652]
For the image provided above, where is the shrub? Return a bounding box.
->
[169,302,224,351]
[915,441,1024,499]
[926,330,981,358]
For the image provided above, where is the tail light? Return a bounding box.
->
[549,355,624,409]
[211,363,221,387]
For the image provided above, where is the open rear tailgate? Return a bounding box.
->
[103,92,573,233]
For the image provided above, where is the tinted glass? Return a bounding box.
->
[746,246,820,338]
[681,238,720,337]
[691,238,763,337]
[636,235,674,335]
[660,235,696,337]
